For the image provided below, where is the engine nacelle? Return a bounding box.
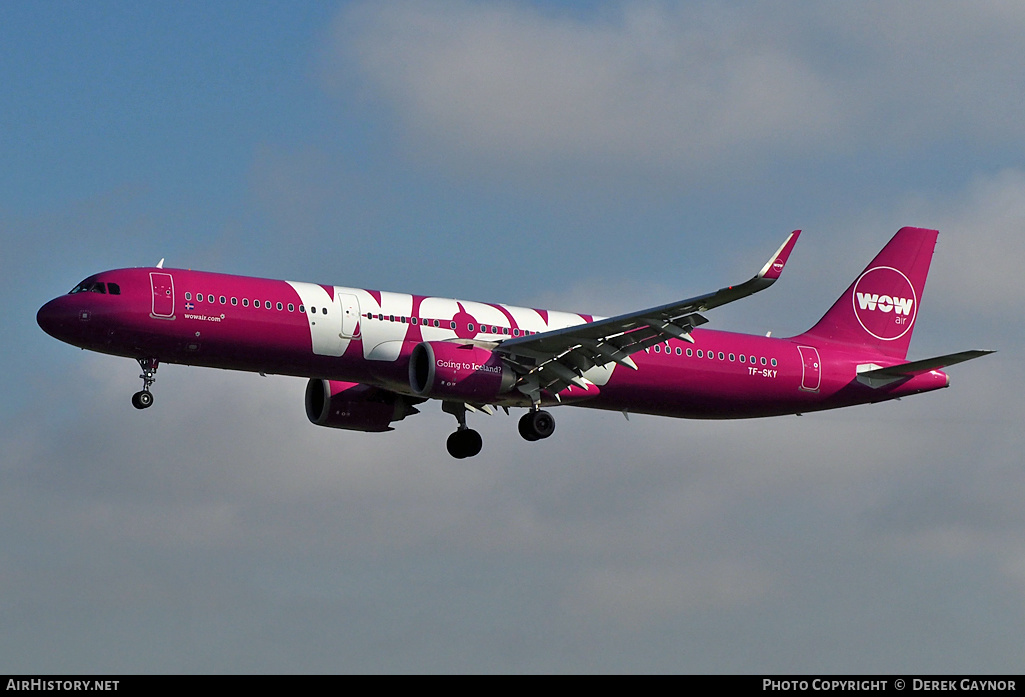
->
[305,379,419,432]
[409,341,515,401]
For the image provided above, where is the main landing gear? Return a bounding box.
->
[443,402,483,459]
[131,358,158,410]
[442,403,557,458]
[518,409,555,442]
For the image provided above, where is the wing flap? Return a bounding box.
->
[496,231,801,404]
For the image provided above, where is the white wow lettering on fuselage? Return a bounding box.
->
[855,293,914,315]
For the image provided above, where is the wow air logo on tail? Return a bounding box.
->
[851,266,917,341]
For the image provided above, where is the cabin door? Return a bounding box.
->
[797,345,821,392]
[338,293,360,339]
[150,272,175,319]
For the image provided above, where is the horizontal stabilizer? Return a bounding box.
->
[856,350,994,388]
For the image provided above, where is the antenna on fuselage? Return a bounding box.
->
[156,258,164,269]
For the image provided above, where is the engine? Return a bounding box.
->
[409,341,516,401]
[305,379,419,432]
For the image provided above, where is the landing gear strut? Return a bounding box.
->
[443,402,483,459]
[518,409,555,442]
[131,358,158,410]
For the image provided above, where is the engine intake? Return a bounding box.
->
[409,341,515,401]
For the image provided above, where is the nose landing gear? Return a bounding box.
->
[132,358,158,410]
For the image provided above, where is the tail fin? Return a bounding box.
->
[797,227,937,359]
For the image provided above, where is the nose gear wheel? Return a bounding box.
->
[132,358,158,410]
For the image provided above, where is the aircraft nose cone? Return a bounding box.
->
[37,298,58,336]
[36,297,77,340]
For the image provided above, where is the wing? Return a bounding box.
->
[495,231,801,404]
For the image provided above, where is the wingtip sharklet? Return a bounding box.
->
[757,230,801,281]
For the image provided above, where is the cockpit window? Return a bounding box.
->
[69,280,107,294]
[107,282,121,295]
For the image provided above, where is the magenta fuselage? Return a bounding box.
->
[37,266,948,419]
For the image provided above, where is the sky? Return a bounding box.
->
[2,0,1023,673]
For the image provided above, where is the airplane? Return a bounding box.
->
[36,227,992,459]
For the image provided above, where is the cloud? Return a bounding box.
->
[9,1,1025,671]
[9,271,1022,672]
[12,161,1020,672]
[330,0,843,172]
[902,169,1025,321]
[328,1,1025,176]
[719,167,1025,342]
[564,559,778,627]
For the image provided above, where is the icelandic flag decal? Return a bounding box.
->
[185,302,195,310]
